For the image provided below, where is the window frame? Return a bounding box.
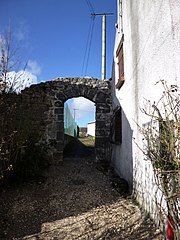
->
[116,34,125,90]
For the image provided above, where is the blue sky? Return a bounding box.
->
[0,0,117,126]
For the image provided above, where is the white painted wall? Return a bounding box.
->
[112,0,180,221]
[87,121,95,136]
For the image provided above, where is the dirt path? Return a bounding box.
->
[0,139,164,240]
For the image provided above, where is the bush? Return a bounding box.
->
[0,131,49,187]
[11,138,48,182]
[139,80,180,239]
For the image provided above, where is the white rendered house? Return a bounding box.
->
[111,0,180,223]
[87,121,95,137]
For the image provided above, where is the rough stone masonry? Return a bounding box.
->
[0,77,112,164]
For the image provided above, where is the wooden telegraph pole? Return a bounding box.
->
[91,13,113,80]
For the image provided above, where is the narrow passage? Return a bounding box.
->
[0,137,163,239]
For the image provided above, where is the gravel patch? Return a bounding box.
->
[0,156,164,240]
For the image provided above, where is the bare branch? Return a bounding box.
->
[137,80,180,239]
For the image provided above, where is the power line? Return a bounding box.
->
[81,13,95,76]
[81,0,95,76]
[85,0,95,14]
[84,17,95,76]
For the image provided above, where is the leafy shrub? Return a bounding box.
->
[0,131,49,187]
[11,137,49,182]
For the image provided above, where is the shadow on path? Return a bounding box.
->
[0,137,163,239]
[63,137,95,158]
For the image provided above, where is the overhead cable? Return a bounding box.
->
[84,18,95,76]
[81,0,95,76]
[85,0,95,14]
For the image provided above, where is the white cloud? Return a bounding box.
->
[6,70,37,92]
[14,21,29,41]
[27,60,41,76]
[69,97,95,120]
[1,59,41,92]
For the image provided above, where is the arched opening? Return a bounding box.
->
[63,97,96,159]
[46,77,112,164]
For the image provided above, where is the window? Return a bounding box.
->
[109,107,122,144]
[115,108,122,144]
[116,34,124,90]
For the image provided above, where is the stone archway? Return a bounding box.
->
[45,77,112,164]
[0,77,112,165]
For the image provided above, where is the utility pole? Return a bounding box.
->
[91,13,113,80]
[73,108,79,121]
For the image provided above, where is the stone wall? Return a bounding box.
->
[0,87,52,144]
[0,77,112,164]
